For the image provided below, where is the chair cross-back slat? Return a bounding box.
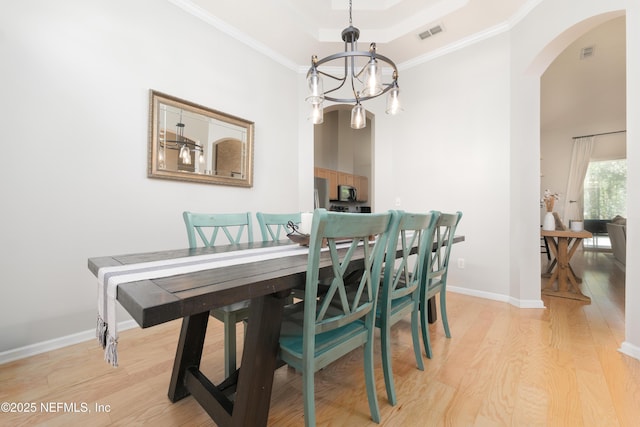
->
[184,211,253,247]
[256,212,302,241]
[390,226,424,299]
[426,212,460,286]
[315,238,376,330]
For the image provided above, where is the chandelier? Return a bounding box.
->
[306,0,401,129]
[158,113,203,167]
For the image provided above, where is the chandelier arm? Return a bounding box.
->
[350,54,359,101]
[324,80,348,97]
[323,83,394,103]
[315,68,347,82]
[161,140,203,152]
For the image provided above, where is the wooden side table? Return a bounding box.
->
[541,229,592,302]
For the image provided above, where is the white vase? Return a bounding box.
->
[542,212,555,231]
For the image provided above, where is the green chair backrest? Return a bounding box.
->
[256,212,302,241]
[182,211,253,248]
[304,209,392,335]
[381,210,440,308]
[423,211,463,293]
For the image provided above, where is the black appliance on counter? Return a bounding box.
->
[329,205,371,213]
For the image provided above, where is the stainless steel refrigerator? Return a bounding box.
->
[314,177,329,209]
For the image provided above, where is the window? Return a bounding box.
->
[583,159,626,249]
[583,159,627,219]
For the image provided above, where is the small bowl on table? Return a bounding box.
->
[287,233,310,246]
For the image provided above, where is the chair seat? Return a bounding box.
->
[279,303,368,370]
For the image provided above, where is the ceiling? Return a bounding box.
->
[169,0,626,134]
[172,0,535,69]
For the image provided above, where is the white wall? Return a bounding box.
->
[0,0,300,353]
[375,33,512,301]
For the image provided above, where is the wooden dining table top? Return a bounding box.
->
[88,235,466,330]
[89,240,316,329]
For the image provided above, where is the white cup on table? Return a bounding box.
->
[299,212,314,235]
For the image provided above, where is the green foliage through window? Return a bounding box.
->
[583,159,627,220]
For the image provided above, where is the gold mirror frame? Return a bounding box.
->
[148,90,254,187]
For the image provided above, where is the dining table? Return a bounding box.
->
[88,235,464,426]
[541,229,592,302]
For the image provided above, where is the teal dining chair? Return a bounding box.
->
[420,211,463,359]
[256,212,301,241]
[376,210,439,406]
[182,211,253,378]
[278,209,393,427]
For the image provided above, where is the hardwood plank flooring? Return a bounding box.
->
[1,250,639,426]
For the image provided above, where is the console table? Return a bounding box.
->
[541,229,592,302]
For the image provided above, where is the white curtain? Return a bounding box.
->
[563,136,595,224]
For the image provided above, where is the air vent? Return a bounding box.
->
[419,24,444,40]
[580,46,595,60]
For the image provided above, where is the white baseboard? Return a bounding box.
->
[619,341,640,361]
[448,286,545,309]
[0,320,138,365]
[510,296,546,309]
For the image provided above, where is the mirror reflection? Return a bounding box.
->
[148,90,254,187]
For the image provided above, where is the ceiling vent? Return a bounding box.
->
[419,24,444,40]
[580,46,595,60]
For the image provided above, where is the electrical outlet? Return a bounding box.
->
[394,197,401,206]
[457,258,465,269]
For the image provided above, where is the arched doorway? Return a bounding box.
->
[539,14,626,323]
[313,105,374,210]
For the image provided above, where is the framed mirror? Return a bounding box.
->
[148,90,254,187]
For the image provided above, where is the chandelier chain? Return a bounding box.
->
[349,0,352,25]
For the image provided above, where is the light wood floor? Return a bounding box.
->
[2,250,639,426]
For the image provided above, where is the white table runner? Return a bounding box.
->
[97,244,309,366]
